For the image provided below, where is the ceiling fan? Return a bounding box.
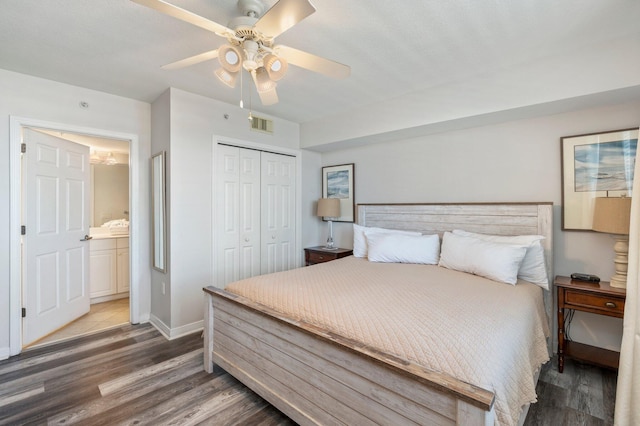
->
[132,0,350,106]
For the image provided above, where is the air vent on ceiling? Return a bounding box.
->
[250,115,273,134]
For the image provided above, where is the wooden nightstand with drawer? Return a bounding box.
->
[555,275,626,373]
[304,246,353,266]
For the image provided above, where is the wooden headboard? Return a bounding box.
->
[357,202,554,346]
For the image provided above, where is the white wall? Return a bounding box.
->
[150,89,171,328]
[301,150,323,248]
[321,99,640,352]
[0,69,151,357]
[150,88,302,337]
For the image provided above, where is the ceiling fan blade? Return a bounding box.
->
[131,0,233,36]
[161,49,219,70]
[276,45,350,79]
[254,0,316,39]
[257,88,279,106]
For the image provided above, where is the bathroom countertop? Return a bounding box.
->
[90,234,129,240]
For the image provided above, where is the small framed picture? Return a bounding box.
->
[322,163,355,222]
[561,128,638,230]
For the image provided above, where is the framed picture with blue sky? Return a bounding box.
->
[561,128,638,230]
[322,163,355,222]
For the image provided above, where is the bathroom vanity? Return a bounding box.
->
[89,234,129,302]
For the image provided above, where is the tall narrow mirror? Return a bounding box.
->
[152,151,167,272]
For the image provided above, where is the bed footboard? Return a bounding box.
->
[204,286,495,426]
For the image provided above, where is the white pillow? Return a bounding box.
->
[366,232,440,264]
[438,232,527,285]
[452,230,549,289]
[352,224,421,258]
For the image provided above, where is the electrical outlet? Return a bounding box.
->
[161,282,166,295]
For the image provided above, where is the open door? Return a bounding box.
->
[22,128,91,347]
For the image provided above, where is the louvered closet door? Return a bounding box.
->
[215,145,261,287]
[261,152,296,274]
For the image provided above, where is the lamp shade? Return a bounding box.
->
[317,198,340,218]
[592,197,632,235]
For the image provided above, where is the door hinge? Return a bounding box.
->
[22,308,26,318]
[21,143,26,153]
[21,225,26,235]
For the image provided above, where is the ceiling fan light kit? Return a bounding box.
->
[214,68,238,88]
[218,44,243,73]
[131,0,350,106]
[263,53,287,81]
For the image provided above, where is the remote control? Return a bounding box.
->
[570,273,600,283]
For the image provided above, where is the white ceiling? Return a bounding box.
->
[1,0,639,126]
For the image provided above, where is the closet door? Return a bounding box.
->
[261,152,296,274]
[216,145,261,287]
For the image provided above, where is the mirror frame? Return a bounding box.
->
[151,151,167,272]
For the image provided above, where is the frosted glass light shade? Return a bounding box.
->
[253,67,277,93]
[214,68,238,88]
[218,44,243,73]
[264,54,288,81]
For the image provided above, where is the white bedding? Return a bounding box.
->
[225,256,550,425]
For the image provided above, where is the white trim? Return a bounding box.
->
[149,314,171,339]
[9,116,143,356]
[149,314,202,340]
[211,135,304,289]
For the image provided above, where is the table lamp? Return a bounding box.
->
[317,198,340,250]
[592,196,632,288]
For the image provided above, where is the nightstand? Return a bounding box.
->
[555,275,626,373]
[304,246,353,266]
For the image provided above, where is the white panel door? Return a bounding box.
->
[23,128,90,346]
[215,145,261,287]
[261,152,296,274]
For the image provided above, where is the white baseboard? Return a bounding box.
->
[149,314,202,340]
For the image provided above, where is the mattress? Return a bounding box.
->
[225,256,550,425]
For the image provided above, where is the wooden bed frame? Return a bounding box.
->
[204,202,553,425]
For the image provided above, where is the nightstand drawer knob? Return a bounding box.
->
[605,302,617,308]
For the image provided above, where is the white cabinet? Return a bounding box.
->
[90,237,129,299]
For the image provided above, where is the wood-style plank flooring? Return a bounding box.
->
[0,323,617,425]
[0,323,293,425]
[525,355,617,425]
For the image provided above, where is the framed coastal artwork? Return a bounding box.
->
[322,163,355,222]
[561,128,638,230]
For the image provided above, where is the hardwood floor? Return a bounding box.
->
[0,324,293,425]
[525,355,617,426]
[0,323,617,425]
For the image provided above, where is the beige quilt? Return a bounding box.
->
[226,256,550,425]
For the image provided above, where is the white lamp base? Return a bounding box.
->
[609,235,628,288]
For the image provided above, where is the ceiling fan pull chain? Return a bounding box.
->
[239,67,244,108]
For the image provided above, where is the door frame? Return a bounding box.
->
[9,116,141,355]
[211,135,303,288]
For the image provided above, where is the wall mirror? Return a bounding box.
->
[91,163,129,227]
[152,151,167,272]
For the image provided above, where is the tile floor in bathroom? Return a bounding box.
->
[28,297,130,348]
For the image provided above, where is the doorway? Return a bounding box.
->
[25,128,131,348]
[9,116,141,356]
